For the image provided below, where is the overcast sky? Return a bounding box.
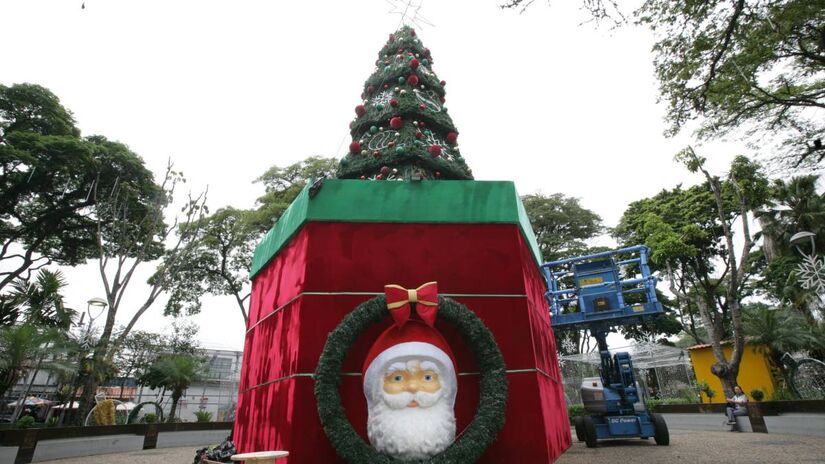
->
[2,0,746,350]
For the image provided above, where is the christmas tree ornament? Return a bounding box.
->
[369,125,378,134]
[390,116,402,129]
[400,89,407,95]
[410,58,420,69]
[429,144,442,157]
[415,131,424,139]
[373,150,381,157]
[398,76,406,85]
[355,105,366,118]
[361,149,369,156]
[375,103,384,110]
[349,141,361,153]
[390,98,399,107]
[440,80,446,86]
[408,74,420,86]
[446,132,458,145]
[379,166,391,176]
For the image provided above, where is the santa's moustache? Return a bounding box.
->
[368,390,456,460]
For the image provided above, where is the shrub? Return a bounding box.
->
[750,388,765,402]
[143,413,157,424]
[567,404,585,424]
[771,387,796,401]
[646,397,693,412]
[16,416,35,429]
[194,410,213,423]
[697,380,716,403]
[45,416,59,428]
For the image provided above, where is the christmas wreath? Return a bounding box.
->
[314,294,507,463]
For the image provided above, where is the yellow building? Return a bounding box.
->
[687,342,776,403]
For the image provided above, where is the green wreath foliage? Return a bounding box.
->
[314,295,507,463]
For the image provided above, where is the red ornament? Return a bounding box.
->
[390,98,399,107]
[389,33,395,43]
[435,171,442,178]
[367,85,375,95]
[377,174,384,180]
[349,141,361,154]
[440,96,446,103]
[440,80,446,87]
[410,58,420,69]
[373,150,381,157]
[390,116,402,129]
[380,166,391,176]
[383,83,390,89]
[419,103,426,109]
[407,75,419,86]
[446,132,458,145]
[355,105,366,118]
[418,121,426,127]
[424,48,431,57]
[415,131,424,139]
[360,175,366,180]
[429,144,442,158]
[410,29,416,37]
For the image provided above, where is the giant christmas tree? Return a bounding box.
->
[337,26,472,181]
[234,25,571,463]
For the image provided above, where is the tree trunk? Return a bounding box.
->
[168,391,181,423]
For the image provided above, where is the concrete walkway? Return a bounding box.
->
[33,428,825,463]
[558,428,825,464]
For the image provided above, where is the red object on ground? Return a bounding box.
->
[233,181,571,463]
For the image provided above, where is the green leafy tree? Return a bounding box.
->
[757,175,825,322]
[616,151,770,395]
[78,166,207,422]
[743,302,817,388]
[250,156,338,231]
[521,193,604,262]
[504,0,825,168]
[139,353,205,422]
[337,26,472,181]
[164,156,337,326]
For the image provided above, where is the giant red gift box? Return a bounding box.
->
[234,180,571,462]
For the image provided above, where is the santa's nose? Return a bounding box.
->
[405,380,420,392]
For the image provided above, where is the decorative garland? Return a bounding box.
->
[314,295,507,463]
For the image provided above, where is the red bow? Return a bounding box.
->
[384,281,438,327]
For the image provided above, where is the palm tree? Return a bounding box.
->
[743,303,816,389]
[0,323,62,398]
[139,354,204,422]
[9,269,76,329]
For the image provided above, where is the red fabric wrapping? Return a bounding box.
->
[235,222,571,462]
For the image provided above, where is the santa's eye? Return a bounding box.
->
[423,374,433,381]
[393,375,403,382]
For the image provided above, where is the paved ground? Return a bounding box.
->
[34,429,825,463]
[557,428,825,464]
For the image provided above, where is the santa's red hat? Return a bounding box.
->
[362,320,458,409]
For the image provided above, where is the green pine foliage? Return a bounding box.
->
[337,26,472,181]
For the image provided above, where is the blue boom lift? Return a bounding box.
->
[542,245,670,448]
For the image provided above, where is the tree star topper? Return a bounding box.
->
[385,0,434,29]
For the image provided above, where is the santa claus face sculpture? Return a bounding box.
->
[363,326,458,460]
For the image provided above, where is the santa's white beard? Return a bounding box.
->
[367,390,456,460]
